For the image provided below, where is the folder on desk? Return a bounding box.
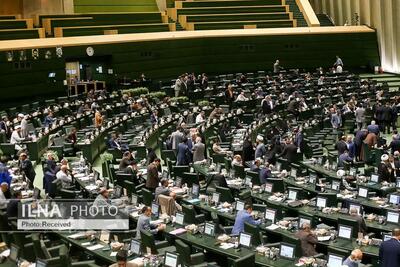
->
[170,228,187,236]
[187,198,200,204]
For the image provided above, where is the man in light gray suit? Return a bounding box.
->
[170,127,183,152]
[93,188,110,207]
[254,135,266,159]
[136,206,165,239]
[355,104,366,130]
[192,136,205,163]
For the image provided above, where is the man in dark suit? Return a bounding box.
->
[295,222,318,257]
[375,103,385,132]
[382,103,393,134]
[19,153,35,189]
[367,121,380,135]
[279,139,298,163]
[354,129,368,161]
[379,228,400,267]
[335,136,348,156]
[146,158,161,191]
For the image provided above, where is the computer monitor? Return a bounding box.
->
[264,182,273,193]
[33,188,40,199]
[331,179,341,191]
[103,179,109,189]
[175,177,182,188]
[383,233,392,241]
[290,168,297,178]
[389,194,400,205]
[151,203,159,217]
[266,178,285,193]
[212,192,220,204]
[318,193,337,207]
[264,208,276,223]
[316,196,327,208]
[338,225,352,240]
[100,230,110,243]
[397,178,400,188]
[299,217,312,228]
[93,170,100,181]
[358,187,368,198]
[9,244,19,262]
[204,222,215,237]
[309,173,317,184]
[349,168,357,176]
[327,253,344,267]
[235,201,245,211]
[175,212,184,225]
[370,174,379,183]
[114,185,123,198]
[279,243,295,260]
[36,259,48,267]
[130,239,141,256]
[192,184,199,197]
[287,188,299,201]
[386,211,399,224]
[244,176,251,186]
[239,232,252,248]
[276,162,282,172]
[131,194,138,206]
[162,170,169,179]
[164,252,179,267]
[349,203,362,215]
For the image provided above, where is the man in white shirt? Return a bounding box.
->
[195,111,205,124]
[0,182,9,210]
[235,91,249,102]
[55,165,72,188]
[10,126,25,151]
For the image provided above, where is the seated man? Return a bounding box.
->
[338,149,353,168]
[55,165,72,188]
[119,151,132,171]
[259,163,272,184]
[232,204,261,235]
[155,179,171,200]
[93,187,110,207]
[349,207,367,235]
[250,158,261,173]
[342,249,363,267]
[295,222,318,257]
[135,206,166,239]
[109,250,136,267]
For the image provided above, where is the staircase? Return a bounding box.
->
[316,14,335,26]
[360,73,400,92]
[286,0,307,27]
[168,17,184,31]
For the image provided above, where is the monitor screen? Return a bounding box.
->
[164,252,178,267]
[9,244,19,262]
[36,259,48,267]
[349,168,357,176]
[316,197,327,208]
[162,170,169,179]
[331,180,340,191]
[383,234,392,241]
[290,168,297,178]
[338,225,352,239]
[288,189,298,201]
[175,213,184,225]
[370,174,379,183]
[212,192,220,204]
[114,186,122,198]
[239,232,252,248]
[175,177,182,188]
[276,162,282,172]
[358,187,368,198]
[204,222,215,236]
[299,217,311,228]
[317,158,323,165]
[396,178,400,188]
[130,239,141,255]
[387,211,399,224]
[236,201,245,211]
[103,179,109,189]
[309,173,317,184]
[100,230,110,243]
[151,203,159,216]
[279,243,295,259]
[131,194,138,206]
[389,194,400,205]
[349,203,362,215]
[244,177,251,186]
[264,182,273,193]
[192,184,199,197]
[327,254,343,267]
[265,208,276,222]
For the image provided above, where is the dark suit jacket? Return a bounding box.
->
[280,144,298,163]
[146,163,159,189]
[20,159,36,182]
[335,140,347,155]
[295,230,318,257]
[379,238,400,267]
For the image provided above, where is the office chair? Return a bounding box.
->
[140,230,176,255]
[182,204,205,224]
[175,240,205,266]
[59,245,97,267]
[141,188,153,206]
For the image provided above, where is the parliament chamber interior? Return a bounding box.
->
[0,0,399,266]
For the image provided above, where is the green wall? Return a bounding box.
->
[74,0,159,13]
[0,31,380,101]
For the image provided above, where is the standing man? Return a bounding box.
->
[355,104,366,130]
[379,228,400,267]
[295,222,318,257]
[146,158,161,191]
[254,135,266,159]
[192,136,205,163]
[273,60,281,73]
[19,153,35,188]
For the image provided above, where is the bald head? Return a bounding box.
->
[301,222,311,231]
[61,165,68,172]
[350,249,363,260]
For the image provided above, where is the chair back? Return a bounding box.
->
[140,230,157,254]
[141,188,153,206]
[175,240,191,266]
